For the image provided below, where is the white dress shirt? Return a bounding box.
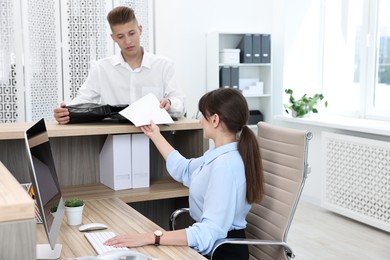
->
[68,50,186,118]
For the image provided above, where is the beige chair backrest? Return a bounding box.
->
[246,122,311,260]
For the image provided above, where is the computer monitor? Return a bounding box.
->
[24,118,65,259]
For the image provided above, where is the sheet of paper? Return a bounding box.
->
[119,93,174,127]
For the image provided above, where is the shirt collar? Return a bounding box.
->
[111,52,125,66]
[203,142,238,165]
[110,47,151,70]
[141,51,152,69]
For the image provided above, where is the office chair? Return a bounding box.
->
[170,122,312,260]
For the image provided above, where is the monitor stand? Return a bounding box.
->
[36,244,62,259]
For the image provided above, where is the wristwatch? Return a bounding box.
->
[154,230,163,246]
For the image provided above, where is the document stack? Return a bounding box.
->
[219,66,239,89]
[238,34,271,64]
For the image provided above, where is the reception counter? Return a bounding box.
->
[0,118,207,229]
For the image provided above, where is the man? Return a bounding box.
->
[54,6,185,124]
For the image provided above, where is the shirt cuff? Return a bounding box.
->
[168,98,185,118]
[185,228,196,247]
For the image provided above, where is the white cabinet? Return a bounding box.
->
[206,32,272,124]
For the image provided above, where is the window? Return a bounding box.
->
[367,0,390,118]
[323,0,390,121]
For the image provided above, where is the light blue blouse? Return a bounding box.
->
[166,142,250,255]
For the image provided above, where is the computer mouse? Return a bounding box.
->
[96,249,150,260]
[78,223,108,232]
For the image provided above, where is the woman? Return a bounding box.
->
[105,88,264,259]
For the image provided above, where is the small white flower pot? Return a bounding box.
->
[65,204,84,226]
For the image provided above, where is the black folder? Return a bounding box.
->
[219,66,231,88]
[231,66,239,89]
[238,34,252,63]
[252,34,261,63]
[261,34,271,63]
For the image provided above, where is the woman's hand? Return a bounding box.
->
[104,233,154,248]
[140,120,174,160]
[140,120,160,139]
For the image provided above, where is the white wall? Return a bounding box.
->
[277,0,324,204]
[154,0,274,118]
[154,0,327,205]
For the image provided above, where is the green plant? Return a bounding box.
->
[284,89,328,117]
[64,198,84,207]
[50,203,59,213]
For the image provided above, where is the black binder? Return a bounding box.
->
[261,34,271,63]
[230,66,239,89]
[248,110,264,124]
[252,34,261,63]
[219,66,231,88]
[238,34,252,63]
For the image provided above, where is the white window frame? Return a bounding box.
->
[364,0,390,120]
[322,0,390,122]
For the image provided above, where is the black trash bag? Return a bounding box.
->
[66,103,129,124]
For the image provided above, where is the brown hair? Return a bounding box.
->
[198,88,264,203]
[107,6,138,28]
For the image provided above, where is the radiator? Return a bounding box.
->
[322,132,390,232]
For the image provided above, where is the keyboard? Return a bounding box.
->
[84,231,130,255]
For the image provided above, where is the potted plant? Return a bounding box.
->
[64,198,84,226]
[50,202,59,215]
[284,88,328,117]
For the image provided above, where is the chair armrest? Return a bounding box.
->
[210,238,295,260]
[169,208,190,230]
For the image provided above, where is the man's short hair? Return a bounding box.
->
[107,6,138,28]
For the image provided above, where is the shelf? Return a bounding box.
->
[243,94,271,98]
[219,63,271,67]
[207,32,272,122]
[62,178,189,203]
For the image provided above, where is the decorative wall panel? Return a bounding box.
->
[25,0,60,121]
[62,0,108,101]
[0,0,17,122]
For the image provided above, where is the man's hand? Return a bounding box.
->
[53,102,70,124]
[160,98,171,111]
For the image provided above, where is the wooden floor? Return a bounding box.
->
[288,200,390,260]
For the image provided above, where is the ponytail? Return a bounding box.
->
[238,125,264,203]
[197,88,264,203]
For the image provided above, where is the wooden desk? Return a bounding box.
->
[37,198,206,259]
